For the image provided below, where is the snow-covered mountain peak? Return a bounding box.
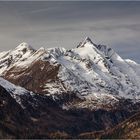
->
[76,37,115,60]
[84,36,93,43]
[77,37,96,48]
[74,38,107,65]
[15,42,35,52]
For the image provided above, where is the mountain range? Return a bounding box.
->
[0,37,140,138]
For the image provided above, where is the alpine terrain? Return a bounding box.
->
[0,37,140,138]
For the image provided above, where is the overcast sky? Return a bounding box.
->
[0,1,140,62]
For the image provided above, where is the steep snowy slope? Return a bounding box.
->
[0,77,37,109]
[0,37,140,110]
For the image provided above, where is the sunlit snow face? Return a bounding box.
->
[0,1,140,62]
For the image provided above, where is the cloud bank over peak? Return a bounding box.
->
[0,1,140,62]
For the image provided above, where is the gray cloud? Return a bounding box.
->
[0,1,140,62]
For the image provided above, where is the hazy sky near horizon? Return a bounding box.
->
[0,1,140,62]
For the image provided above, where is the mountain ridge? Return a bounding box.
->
[0,37,140,138]
[0,37,140,110]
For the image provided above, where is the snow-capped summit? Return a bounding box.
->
[82,37,94,45]
[0,42,36,74]
[77,37,96,48]
[15,42,35,53]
